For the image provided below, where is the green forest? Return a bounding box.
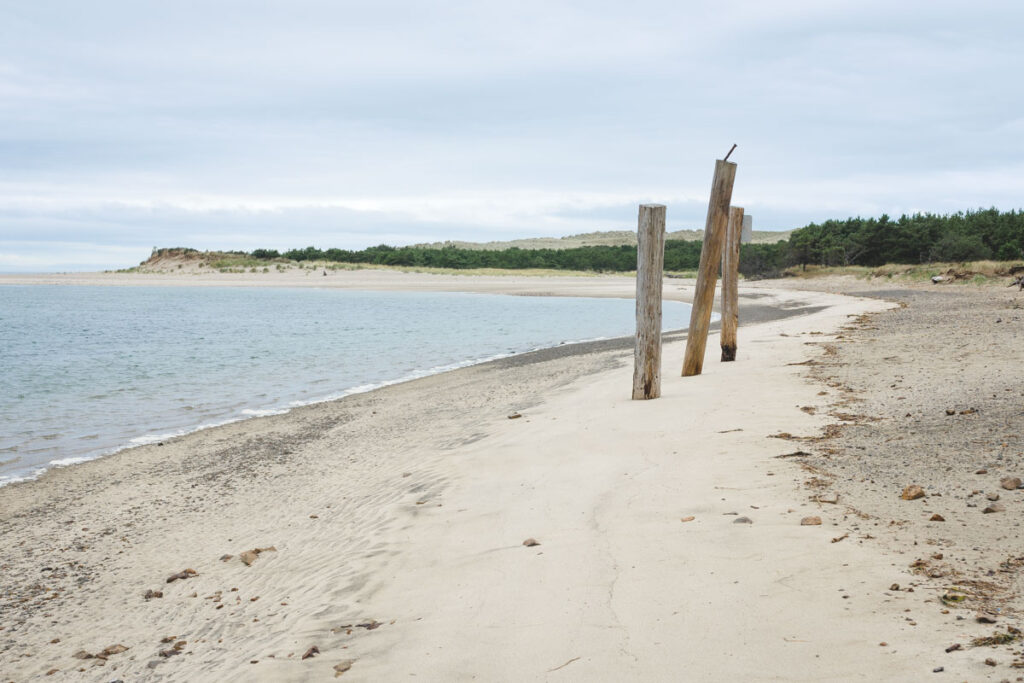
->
[245,208,1024,277]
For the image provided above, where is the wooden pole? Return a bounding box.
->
[720,206,744,361]
[682,159,737,376]
[632,204,667,399]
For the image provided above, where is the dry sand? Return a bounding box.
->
[1,271,1022,681]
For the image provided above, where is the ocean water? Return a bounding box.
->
[0,285,695,485]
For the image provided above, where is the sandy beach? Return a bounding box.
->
[2,271,1023,681]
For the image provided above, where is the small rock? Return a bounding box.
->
[932,666,943,673]
[72,650,93,660]
[334,659,355,676]
[1001,477,1022,490]
[50,638,60,644]
[800,516,822,526]
[522,538,540,547]
[240,550,259,566]
[985,657,997,666]
[901,485,925,500]
[46,669,58,676]
[976,469,988,475]
[890,583,900,591]
[680,516,695,523]
[987,492,1001,502]
[945,409,955,416]
[816,492,839,504]
[302,646,319,660]
[309,514,318,519]
[945,643,961,652]
[976,613,998,623]
[507,412,522,420]
[929,514,945,522]
[99,644,128,657]
[879,642,888,647]
[983,503,1005,514]
[144,589,163,600]
[219,554,233,562]
[733,516,753,524]
[166,568,197,583]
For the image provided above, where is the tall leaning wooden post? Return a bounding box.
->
[720,206,744,361]
[682,157,737,376]
[632,203,667,399]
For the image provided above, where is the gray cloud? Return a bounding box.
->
[1,0,1023,270]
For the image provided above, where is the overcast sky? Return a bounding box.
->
[2,1,1023,271]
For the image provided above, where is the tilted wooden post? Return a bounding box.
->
[633,204,667,399]
[720,206,744,361]
[682,159,737,376]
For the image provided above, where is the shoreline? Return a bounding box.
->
[4,275,1015,680]
[0,283,798,490]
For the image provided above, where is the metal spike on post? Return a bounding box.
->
[682,156,737,377]
[632,204,667,400]
[720,206,744,362]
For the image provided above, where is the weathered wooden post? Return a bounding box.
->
[682,157,737,376]
[633,204,667,399]
[720,206,744,361]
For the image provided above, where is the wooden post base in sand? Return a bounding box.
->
[682,159,736,377]
[632,204,667,400]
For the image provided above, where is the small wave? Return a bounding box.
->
[239,408,288,417]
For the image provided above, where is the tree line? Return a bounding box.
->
[249,208,1023,278]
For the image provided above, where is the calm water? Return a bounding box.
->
[0,285,693,485]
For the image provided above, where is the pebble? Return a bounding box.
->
[1001,477,1022,490]
[929,514,945,522]
[983,503,1005,514]
[733,516,753,524]
[901,485,925,500]
[800,516,822,526]
[522,538,540,547]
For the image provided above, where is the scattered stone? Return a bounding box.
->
[1001,477,1022,490]
[932,667,943,673]
[522,538,540,547]
[733,516,753,524]
[46,669,58,676]
[945,643,961,652]
[976,469,988,475]
[50,638,60,644]
[977,613,999,624]
[815,492,839,504]
[985,658,997,666]
[239,547,277,566]
[901,485,925,500]
[99,644,129,657]
[983,503,1005,514]
[219,554,233,562]
[945,409,955,416]
[309,514,318,519]
[507,412,522,420]
[166,568,197,583]
[879,642,888,647]
[334,659,355,676]
[72,650,93,660]
[800,516,822,526]
[987,492,1001,501]
[959,408,978,415]
[144,589,163,600]
[680,516,695,523]
[302,646,319,660]
[929,514,945,522]
[890,584,900,591]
